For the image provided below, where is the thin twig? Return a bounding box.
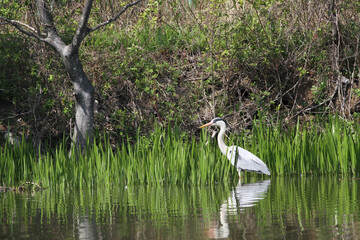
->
[88,0,143,33]
[0,16,45,42]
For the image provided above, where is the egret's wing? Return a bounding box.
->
[226,146,270,175]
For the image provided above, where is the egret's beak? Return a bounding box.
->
[199,122,213,128]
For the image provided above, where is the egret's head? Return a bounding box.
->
[199,117,227,128]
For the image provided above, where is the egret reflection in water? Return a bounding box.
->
[229,180,271,211]
[208,180,271,239]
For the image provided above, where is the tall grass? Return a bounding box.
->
[1,116,359,188]
[252,115,360,176]
[0,126,237,188]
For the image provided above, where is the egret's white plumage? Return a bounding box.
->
[200,117,270,178]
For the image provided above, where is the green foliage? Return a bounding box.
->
[0,1,26,18]
[0,33,36,105]
[310,80,327,104]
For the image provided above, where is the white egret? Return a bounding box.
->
[200,117,270,179]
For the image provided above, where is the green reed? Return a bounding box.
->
[0,125,236,188]
[252,115,360,176]
[1,116,359,188]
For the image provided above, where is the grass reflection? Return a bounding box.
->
[1,177,360,239]
[0,182,232,239]
[256,177,360,239]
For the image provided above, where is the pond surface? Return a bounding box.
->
[1,177,360,239]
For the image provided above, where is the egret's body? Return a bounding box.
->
[200,118,270,178]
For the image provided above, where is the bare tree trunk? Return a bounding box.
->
[60,49,95,150]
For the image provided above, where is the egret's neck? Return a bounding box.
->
[217,123,228,155]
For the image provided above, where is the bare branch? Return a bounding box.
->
[0,16,45,42]
[35,0,66,50]
[36,0,57,35]
[72,0,94,50]
[4,19,37,32]
[88,0,143,33]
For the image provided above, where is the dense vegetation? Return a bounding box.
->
[1,0,359,142]
[1,115,359,187]
[1,1,360,185]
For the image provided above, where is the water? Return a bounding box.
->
[1,177,360,239]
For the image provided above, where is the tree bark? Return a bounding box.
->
[60,47,95,151]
